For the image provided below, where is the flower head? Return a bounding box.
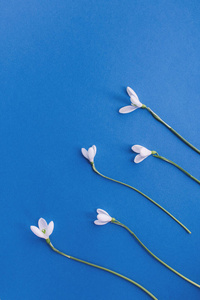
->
[30,218,54,239]
[119,87,144,114]
[94,209,113,225]
[132,145,152,163]
[81,145,96,163]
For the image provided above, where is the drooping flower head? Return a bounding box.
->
[132,145,152,163]
[81,145,96,163]
[119,87,144,114]
[94,209,113,225]
[30,218,54,239]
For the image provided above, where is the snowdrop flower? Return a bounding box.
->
[119,87,145,114]
[94,209,114,225]
[132,145,152,163]
[30,218,54,239]
[81,145,97,163]
[30,219,158,299]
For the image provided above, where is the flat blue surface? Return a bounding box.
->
[0,1,200,299]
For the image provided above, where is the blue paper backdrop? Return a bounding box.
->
[0,1,200,299]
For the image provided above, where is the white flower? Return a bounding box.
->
[131,145,152,163]
[94,209,113,225]
[119,87,143,114]
[81,145,97,163]
[30,218,54,239]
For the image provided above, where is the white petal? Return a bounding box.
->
[130,96,142,108]
[94,220,108,225]
[127,87,138,99]
[97,214,112,222]
[92,145,97,156]
[131,145,143,153]
[96,209,109,216]
[30,226,46,239]
[134,154,148,164]
[140,147,152,157]
[46,221,54,236]
[81,148,89,160]
[119,106,138,114]
[43,232,50,239]
[88,146,95,162]
[38,218,47,230]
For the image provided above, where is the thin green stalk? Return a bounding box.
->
[145,107,200,154]
[45,239,158,300]
[112,220,200,289]
[91,162,191,234]
[152,154,200,185]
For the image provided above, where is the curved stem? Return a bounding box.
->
[112,220,200,289]
[145,107,200,154]
[46,239,158,300]
[91,163,191,234]
[153,154,200,185]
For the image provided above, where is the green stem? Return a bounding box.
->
[152,154,200,185]
[112,220,200,289]
[91,163,191,234]
[45,239,158,300]
[145,107,200,154]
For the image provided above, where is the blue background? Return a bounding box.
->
[0,1,200,299]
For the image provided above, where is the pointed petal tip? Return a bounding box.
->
[38,218,47,230]
[134,157,140,163]
[30,226,45,238]
[92,145,97,155]
[132,145,143,153]
[96,208,109,216]
[46,221,54,236]
[134,154,148,164]
[81,148,89,160]
[126,86,138,99]
[126,86,132,95]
